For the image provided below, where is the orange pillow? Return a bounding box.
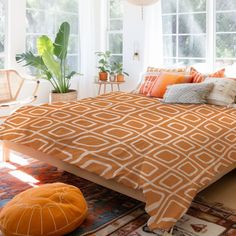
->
[147,67,186,73]
[0,183,88,236]
[209,68,225,78]
[148,72,192,98]
[191,68,225,83]
[139,74,160,95]
[190,68,205,83]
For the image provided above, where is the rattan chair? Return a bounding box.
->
[0,69,40,119]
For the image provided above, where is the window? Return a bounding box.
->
[107,0,124,64]
[162,0,207,66]
[26,0,79,72]
[0,0,6,68]
[215,0,236,67]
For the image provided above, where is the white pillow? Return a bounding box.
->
[203,77,236,106]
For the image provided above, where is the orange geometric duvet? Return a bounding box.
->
[1,92,236,231]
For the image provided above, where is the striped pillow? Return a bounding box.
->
[191,68,225,83]
[190,68,205,83]
[208,68,225,78]
[139,74,160,95]
[147,67,186,73]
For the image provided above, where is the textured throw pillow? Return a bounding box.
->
[191,68,225,83]
[147,67,186,73]
[138,73,160,95]
[148,72,193,98]
[162,83,214,104]
[204,77,236,106]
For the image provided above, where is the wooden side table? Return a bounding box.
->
[95,81,125,95]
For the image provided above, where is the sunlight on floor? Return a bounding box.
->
[0,162,16,170]
[0,143,40,187]
[0,143,30,166]
[9,170,39,184]
[10,153,30,166]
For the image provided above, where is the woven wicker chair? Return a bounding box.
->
[0,69,40,119]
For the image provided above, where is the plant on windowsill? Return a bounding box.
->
[16,22,79,103]
[95,51,111,81]
[113,62,129,82]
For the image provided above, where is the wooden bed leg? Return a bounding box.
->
[2,143,10,162]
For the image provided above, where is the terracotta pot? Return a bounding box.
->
[99,72,108,81]
[50,90,77,103]
[116,74,125,82]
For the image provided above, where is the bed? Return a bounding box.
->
[1,92,235,233]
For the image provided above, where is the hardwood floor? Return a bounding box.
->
[200,169,236,209]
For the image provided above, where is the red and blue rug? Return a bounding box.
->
[0,159,235,236]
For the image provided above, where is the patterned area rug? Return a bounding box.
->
[0,160,235,236]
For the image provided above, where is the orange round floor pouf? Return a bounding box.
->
[0,183,88,236]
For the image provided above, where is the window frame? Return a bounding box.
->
[25,1,80,72]
[107,0,124,64]
[162,0,208,67]
[0,0,7,68]
[214,5,236,67]
[162,0,236,70]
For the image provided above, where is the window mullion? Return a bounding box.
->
[176,0,179,64]
[206,0,215,71]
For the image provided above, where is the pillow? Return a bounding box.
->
[138,73,160,95]
[147,67,186,73]
[148,72,193,98]
[190,68,205,83]
[208,68,225,78]
[162,83,214,104]
[191,68,225,83]
[203,77,236,106]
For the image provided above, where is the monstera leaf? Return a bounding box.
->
[37,35,61,84]
[16,22,78,94]
[53,22,70,61]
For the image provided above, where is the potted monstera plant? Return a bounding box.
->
[16,22,78,103]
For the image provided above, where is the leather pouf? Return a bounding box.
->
[0,183,88,236]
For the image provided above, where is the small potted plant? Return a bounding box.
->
[109,62,117,82]
[114,62,129,82]
[95,51,111,81]
[16,22,79,103]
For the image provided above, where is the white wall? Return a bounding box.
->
[122,1,145,92]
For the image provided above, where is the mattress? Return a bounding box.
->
[1,92,235,231]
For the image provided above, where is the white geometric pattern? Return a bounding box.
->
[0,92,235,232]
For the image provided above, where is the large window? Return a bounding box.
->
[0,0,6,68]
[215,0,236,67]
[162,0,236,70]
[26,0,79,72]
[162,0,207,66]
[107,0,123,64]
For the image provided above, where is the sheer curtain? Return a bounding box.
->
[78,0,100,99]
[143,1,163,68]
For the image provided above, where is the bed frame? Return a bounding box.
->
[2,141,145,202]
[2,141,236,201]
[1,140,236,235]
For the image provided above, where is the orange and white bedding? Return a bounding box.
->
[0,92,235,231]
